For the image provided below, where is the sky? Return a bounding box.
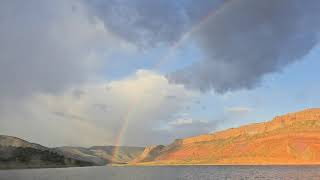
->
[1,0,320,147]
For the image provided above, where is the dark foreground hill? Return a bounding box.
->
[0,136,93,169]
[0,135,144,169]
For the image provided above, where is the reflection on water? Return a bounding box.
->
[1,166,320,180]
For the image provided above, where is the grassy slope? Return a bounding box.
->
[56,146,145,165]
[0,146,94,169]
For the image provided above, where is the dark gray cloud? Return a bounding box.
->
[2,0,318,97]
[88,0,187,47]
[168,0,320,92]
[87,0,320,93]
[0,0,115,99]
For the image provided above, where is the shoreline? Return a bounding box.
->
[2,163,320,170]
[0,164,99,171]
[113,163,320,167]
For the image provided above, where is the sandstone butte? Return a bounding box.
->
[131,108,320,165]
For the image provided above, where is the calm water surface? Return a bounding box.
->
[1,166,320,180]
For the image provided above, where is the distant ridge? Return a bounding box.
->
[55,146,144,165]
[0,135,46,150]
[0,135,144,169]
[132,108,320,165]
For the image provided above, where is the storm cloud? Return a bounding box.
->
[0,0,127,99]
[87,0,320,93]
[2,0,318,97]
[87,0,187,47]
[169,0,320,92]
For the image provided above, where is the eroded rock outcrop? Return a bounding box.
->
[131,145,165,163]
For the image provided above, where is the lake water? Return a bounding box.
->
[1,166,320,180]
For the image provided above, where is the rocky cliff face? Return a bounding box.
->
[131,145,165,163]
[132,108,320,165]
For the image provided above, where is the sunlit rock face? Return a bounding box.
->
[133,108,320,165]
[131,145,166,163]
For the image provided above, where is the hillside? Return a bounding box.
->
[0,136,94,169]
[131,108,320,165]
[55,146,144,165]
[0,135,144,169]
[0,135,46,150]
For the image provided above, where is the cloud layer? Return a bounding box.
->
[0,0,129,99]
[2,0,319,95]
[168,0,320,92]
[87,0,320,92]
[0,71,199,146]
[87,0,187,47]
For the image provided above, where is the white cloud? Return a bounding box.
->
[225,107,252,114]
[169,118,209,126]
[0,70,197,147]
[169,118,194,125]
[155,117,216,141]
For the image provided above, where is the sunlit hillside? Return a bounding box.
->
[133,108,320,165]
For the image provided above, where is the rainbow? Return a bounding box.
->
[111,96,140,163]
[111,1,231,164]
